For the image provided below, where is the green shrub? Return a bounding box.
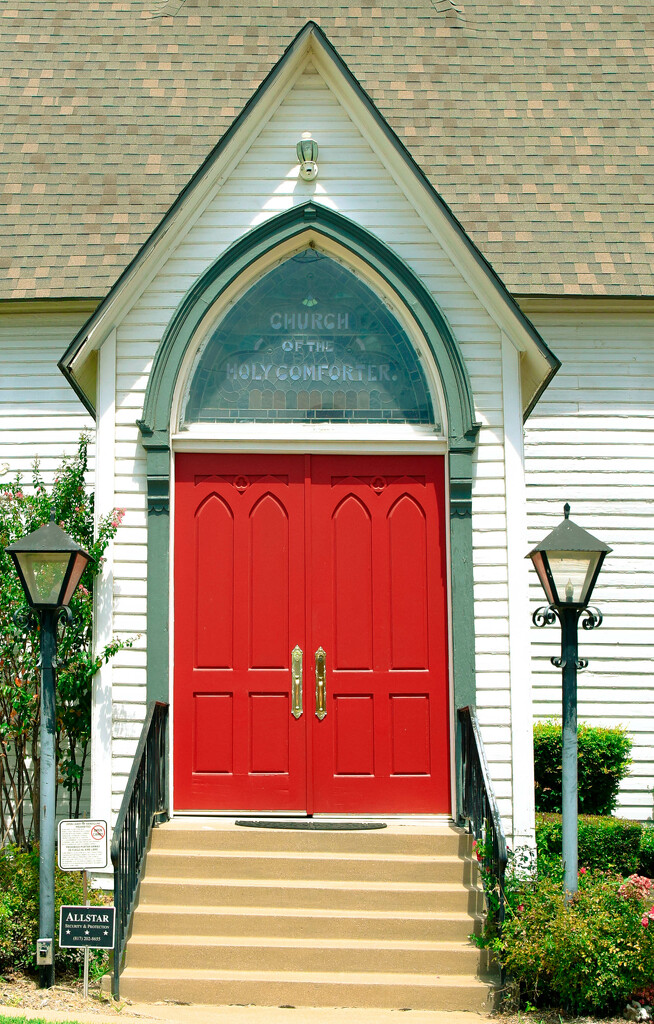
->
[536,812,643,876]
[534,720,632,816]
[498,870,654,1014]
[0,843,108,976]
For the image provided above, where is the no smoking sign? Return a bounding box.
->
[58,819,108,872]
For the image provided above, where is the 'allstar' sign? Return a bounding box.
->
[59,905,115,949]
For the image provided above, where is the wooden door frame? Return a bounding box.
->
[169,440,456,816]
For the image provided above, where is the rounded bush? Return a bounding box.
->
[534,721,632,816]
[500,870,654,1015]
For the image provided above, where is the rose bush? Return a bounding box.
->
[495,868,654,1014]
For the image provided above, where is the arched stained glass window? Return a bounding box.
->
[181,250,437,427]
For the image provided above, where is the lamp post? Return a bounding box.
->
[6,514,90,987]
[528,503,611,900]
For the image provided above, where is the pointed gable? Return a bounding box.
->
[59,23,557,419]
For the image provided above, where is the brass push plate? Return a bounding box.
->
[291,645,303,719]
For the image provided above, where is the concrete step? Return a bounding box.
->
[151,822,470,857]
[115,821,492,1012]
[129,904,481,942]
[142,848,477,884]
[124,934,490,975]
[138,877,485,914]
[113,966,496,1011]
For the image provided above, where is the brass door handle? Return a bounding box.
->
[291,645,303,719]
[315,646,327,720]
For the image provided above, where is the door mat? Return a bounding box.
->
[235,820,387,830]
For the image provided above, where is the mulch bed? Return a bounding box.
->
[0,973,131,1016]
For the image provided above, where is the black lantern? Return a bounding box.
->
[6,514,90,987]
[7,514,90,610]
[528,503,611,900]
[528,503,610,610]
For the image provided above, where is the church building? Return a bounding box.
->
[1,1,652,1008]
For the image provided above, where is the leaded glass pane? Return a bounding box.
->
[182,251,437,426]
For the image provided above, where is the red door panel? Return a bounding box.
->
[308,456,450,813]
[174,453,450,814]
[174,454,307,810]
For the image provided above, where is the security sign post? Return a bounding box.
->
[57,819,113,997]
[59,906,115,959]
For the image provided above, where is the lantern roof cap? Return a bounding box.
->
[6,514,90,557]
[528,504,612,557]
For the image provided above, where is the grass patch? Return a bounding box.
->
[0,1019,88,1024]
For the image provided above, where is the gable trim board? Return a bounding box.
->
[90,330,116,826]
[58,22,558,423]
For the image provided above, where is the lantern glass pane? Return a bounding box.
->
[16,551,70,607]
[529,551,556,605]
[547,550,601,605]
[61,552,90,606]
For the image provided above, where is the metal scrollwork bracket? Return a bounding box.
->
[532,605,558,628]
[13,606,38,633]
[13,605,74,666]
[533,603,602,673]
[580,606,603,630]
[57,606,74,628]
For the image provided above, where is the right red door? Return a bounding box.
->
[308,455,450,813]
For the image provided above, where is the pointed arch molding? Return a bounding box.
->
[139,203,480,730]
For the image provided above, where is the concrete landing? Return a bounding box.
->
[0,1003,489,1024]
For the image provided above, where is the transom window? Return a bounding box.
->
[181,250,437,427]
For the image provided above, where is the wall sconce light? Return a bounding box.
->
[297,138,319,181]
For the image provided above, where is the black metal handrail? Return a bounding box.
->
[111,700,168,999]
[458,705,508,929]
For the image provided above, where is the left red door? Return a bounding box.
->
[174,454,307,810]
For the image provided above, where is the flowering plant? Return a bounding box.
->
[0,436,132,846]
[498,869,654,1014]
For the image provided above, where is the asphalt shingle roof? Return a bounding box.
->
[1,0,653,301]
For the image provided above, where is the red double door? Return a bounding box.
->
[174,454,450,814]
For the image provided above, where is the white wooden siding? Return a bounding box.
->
[0,312,94,485]
[109,65,519,831]
[525,312,654,821]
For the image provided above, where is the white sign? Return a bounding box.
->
[58,819,108,871]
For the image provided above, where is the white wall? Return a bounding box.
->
[106,62,522,833]
[525,310,654,822]
[0,310,94,485]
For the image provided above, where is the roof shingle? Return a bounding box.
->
[1,0,653,300]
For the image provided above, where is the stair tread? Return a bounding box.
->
[142,876,482,892]
[134,904,475,920]
[127,934,480,951]
[160,821,461,833]
[148,849,469,862]
[119,966,492,988]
